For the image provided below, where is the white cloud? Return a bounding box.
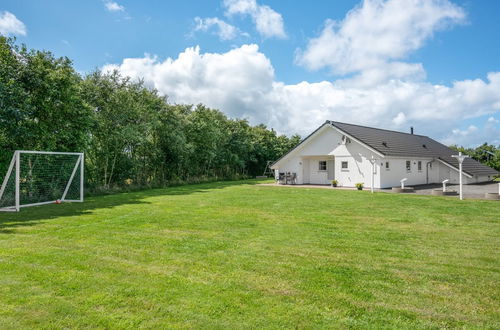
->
[193,17,244,40]
[0,11,27,36]
[104,1,125,12]
[103,44,500,146]
[103,45,276,123]
[392,112,406,126]
[442,119,500,147]
[296,0,465,75]
[223,0,286,39]
[101,0,498,147]
[487,116,499,124]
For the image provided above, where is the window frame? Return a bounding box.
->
[417,160,422,172]
[318,160,327,171]
[341,161,349,171]
[385,161,390,170]
[406,160,411,172]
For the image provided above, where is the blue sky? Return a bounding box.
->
[1,0,499,146]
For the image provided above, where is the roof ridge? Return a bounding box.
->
[329,120,428,138]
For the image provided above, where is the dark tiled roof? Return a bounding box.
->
[330,121,499,177]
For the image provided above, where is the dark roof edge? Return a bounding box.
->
[330,120,428,138]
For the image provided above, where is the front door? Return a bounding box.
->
[309,158,330,184]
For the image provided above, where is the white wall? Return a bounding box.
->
[380,158,435,188]
[332,142,381,188]
[378,158,492,188]
[273,155,303,183]
[437,162,459,184]
[469,174,495,183]
[272,125,342,184]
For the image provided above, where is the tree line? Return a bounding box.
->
[0,37,301,192]
[450,144,500,173]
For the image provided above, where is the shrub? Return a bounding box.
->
[355,183,364,190]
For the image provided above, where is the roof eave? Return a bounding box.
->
[437,158,473,178]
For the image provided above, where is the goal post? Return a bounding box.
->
[0,150,84,212]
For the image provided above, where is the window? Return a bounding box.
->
[385,161,390,170]
[418,161,422,171]
[406,160,411,172]
[319,161,327,171]
[341,161,349,170]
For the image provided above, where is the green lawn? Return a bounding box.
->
[0,180,499,329]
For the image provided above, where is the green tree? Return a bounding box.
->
[1,38,302,192]
[0,37,92,174]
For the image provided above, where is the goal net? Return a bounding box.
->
[0,151,84,212]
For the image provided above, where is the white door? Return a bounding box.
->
[309,159,329,184]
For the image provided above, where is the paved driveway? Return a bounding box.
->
[409,182,500,199]
[260,182,500,200]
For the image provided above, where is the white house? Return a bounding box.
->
[271,121,498,189]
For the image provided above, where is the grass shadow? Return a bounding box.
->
[0,179,262,234]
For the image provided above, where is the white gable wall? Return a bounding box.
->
[332,138,381,188]
[300,125,342,156]
[273,154,303,182]
[272,125,341,184]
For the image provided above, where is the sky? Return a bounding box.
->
[1,0,499,147]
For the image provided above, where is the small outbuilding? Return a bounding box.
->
[271,121,499,189]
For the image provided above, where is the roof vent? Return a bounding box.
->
[422,144,427,148]
[410,126,414,134]
[382,141,388,147]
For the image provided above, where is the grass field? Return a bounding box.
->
[0,180,499,328]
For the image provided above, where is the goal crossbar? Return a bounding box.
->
[0,150,84,212]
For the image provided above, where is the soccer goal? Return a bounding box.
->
[0,151,84,212]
